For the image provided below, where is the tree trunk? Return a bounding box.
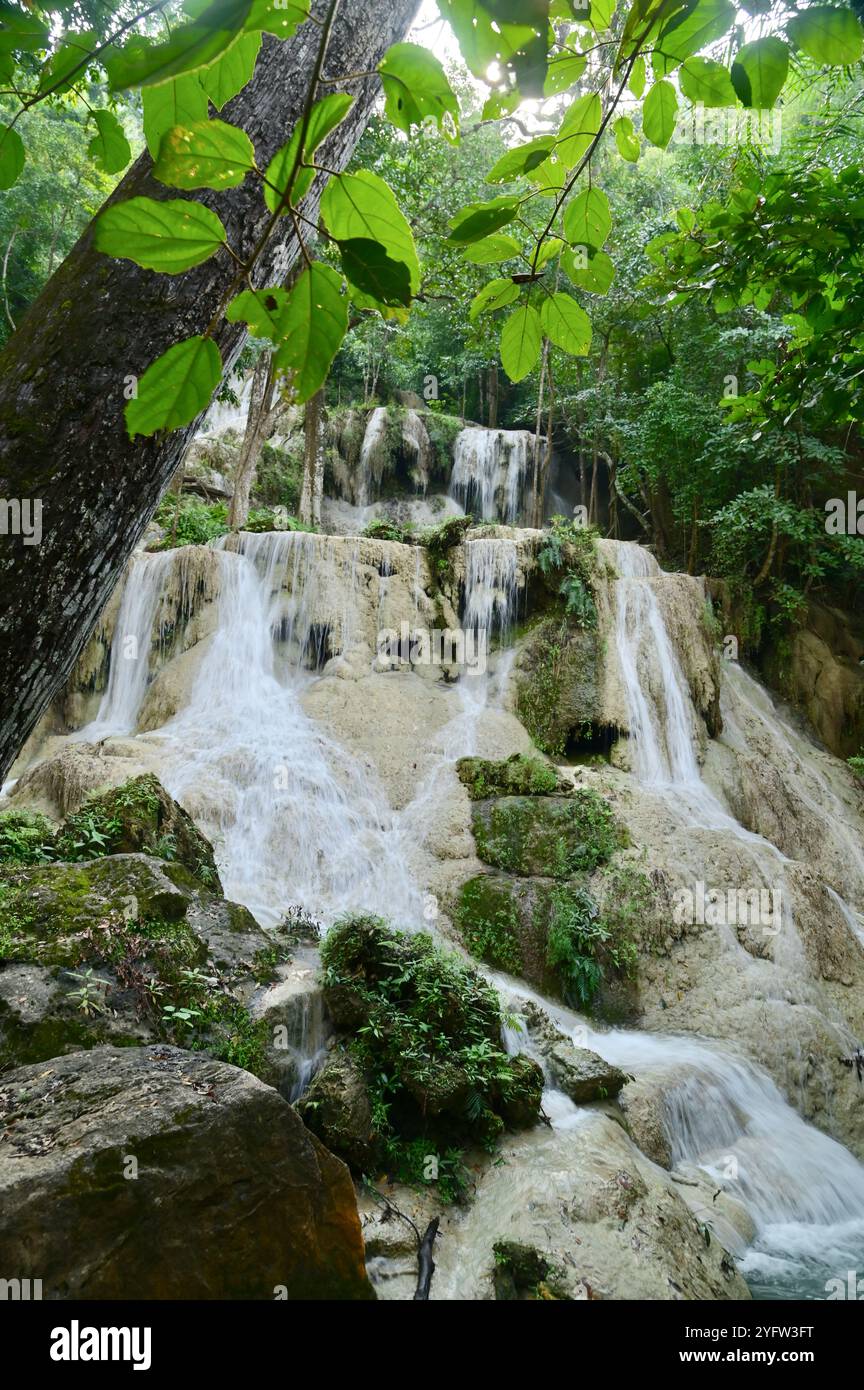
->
[299,387,325,529]
[228,353,280,531]
[0,0,421,781]
[487,362,499,429]
[531,339,548,526]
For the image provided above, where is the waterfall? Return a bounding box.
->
[449,428,536,524]
[75,550,177,740]
[356,406,389,506]
[463,537,519,646]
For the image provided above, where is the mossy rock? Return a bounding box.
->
[456,753,561,801]
[455,873,632,1010]
[316,915,543,1170]
[492,1241,571,1301]
[515,621,604,759]
[471,789,624,878]
[295,1049,383,1172]
[55,775,221,893]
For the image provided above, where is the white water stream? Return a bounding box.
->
[449,428,536,524]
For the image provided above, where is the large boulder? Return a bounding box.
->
[0,1046,374,1300]
[296,1049,382,1172]
[520,1000,628,1103]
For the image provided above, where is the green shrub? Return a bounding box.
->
[154,496,228,549]
[255,441,303,512]
[362,518,415,544]
[457,753,559,800]
[537,517,598,630]
[0,810,55,864]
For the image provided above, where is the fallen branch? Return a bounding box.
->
[413,1218,440,1301]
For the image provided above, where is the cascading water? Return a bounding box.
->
[356,406,389,507]
[604,539,864,1298]
[449,428,536,524]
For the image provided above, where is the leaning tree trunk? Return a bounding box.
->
[299,387,325,528]
[0,0,420,781]
[228,353,280,530]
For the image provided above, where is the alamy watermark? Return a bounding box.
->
[377,623,487,676]
[673,880,782,936]
[670,103,782,153]
[0,497,42,545]
[825,492,864,536]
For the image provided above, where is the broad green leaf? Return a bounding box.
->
[0,11,49,51]
[629,54,646,97]
[530,154,568,196]
[487,136,555,183]
[643,79,678,147]
[556,91,601,169]
[39,31,98,95]
[588,0,616,30]
[379,43,460,136]
[226,287,291,340]
[264,93,354,213]
[338,238,413,307]
[107,0,251,90]
[321,170,420,293]
[652,0,736,77]
[245,0,310,39]
[730,37,789,109]
[469,277,521,321]
[0,124,25,190]
[462,233,523,264]
[482,88,523,120]
[535,236,565,268]
[563,246,614,294]
[94,197,227,273]
[563,186,612,250]
[272,263,348,403]
[676,206,696,232]
[500,304,543,382]
[544,51,587,95]
[448,195,519,245]
[679,56,737,107]
[200,31,261,108]
[143,76,209,158]
[787,6,864,66]
[126,336,221,440]
[153,120,255,191]
[438,0,545,89]
[613,115,640,161]
[87,110,132,174]
[540,291,592,354]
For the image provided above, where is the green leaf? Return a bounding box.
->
[787,6,864,66]
[379,43,459,136]
[652,0,736,77]
[107,0,251,90]
[679,56,737,107]
[39,31,98,95]
[438,0,547,92]
[556,91,601,169]
[643,79,678,148]
[629,54,646,97]
[0,124,25,190]
[563,246,614,294]
[273,263,348,402]
[588,0,616,30]
[338,238,413,307]
[469,277,521,321]
[730,37,789,109]
[500,304,543,382]
[448,196,519,245]
[540,291,592,354]
[535,236,565,268]
[321,170,420,293]
[143,76,209,158]
[462,233,523,264]
[0,11,49,52]
[153,119,255,191]
[487,136,555,184]
[563,186,612,250]
[87,109,132,174]
[126,336,222,440]
[94,197,227,273]
[264,93,354,212]
[482,88,523,121]
[200,31,261,108]
[226,286,290,340]
[613,114,640,161]
[544,50,587,95]
[245,0,310,39]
